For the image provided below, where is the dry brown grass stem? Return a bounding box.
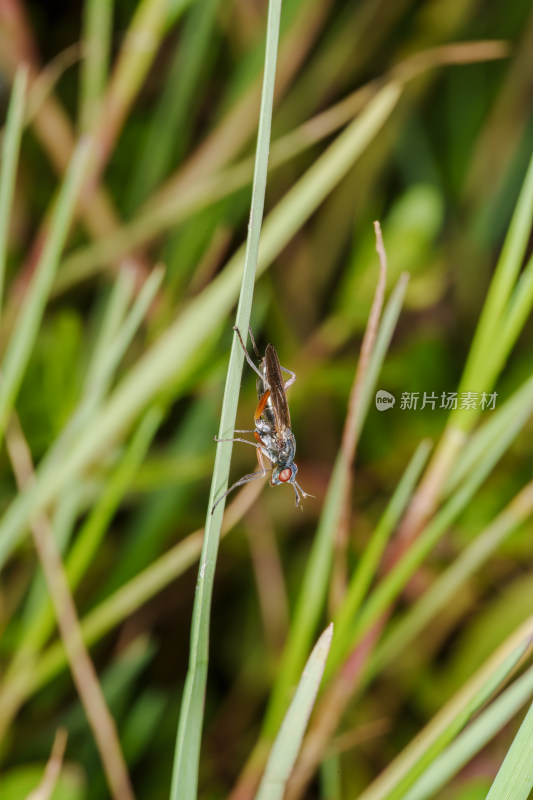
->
[329,221,388,611]
[25,728,68,800]
[5,413,135,800]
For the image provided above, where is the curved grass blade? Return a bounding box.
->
[254,624,333,800]
[480,699,533,800]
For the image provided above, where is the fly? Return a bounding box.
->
[212,326,313,513]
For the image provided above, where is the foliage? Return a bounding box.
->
[0,1,532,799]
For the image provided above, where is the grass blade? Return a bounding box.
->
[79,0,113,133]
[125,0,220,211]
[254,624,333,800]
[169,2,283,797]
[457,148,533,420]
[0,136,92,442]
[0,66,28,318]
[478,701,533,800]
[327,439,432,676]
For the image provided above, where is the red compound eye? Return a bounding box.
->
[279,468,292,482]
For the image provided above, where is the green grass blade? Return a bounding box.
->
[85,270,137,390]
[170,2,282,797]
[254,624,333,800]
[445,375,533,495]
[488,251,533,383]
[0,66,28,317]
[89,265,165,399]
[404,664,533,800]
[263,273,409,738]
[327,439,432,676]
[26,525,211,696]
[125,0,220,211]
[0,136,92,442]
[22,407,163,655]
[79,0,113,133]
[457,149,533,412]
[484,700,533,800]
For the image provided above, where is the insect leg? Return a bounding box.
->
[211,445,269,514]
[280,365,296,390]
[233,326,264,381]
[247,326,262,360]
[295,480,315,503]
[214,435,258,448]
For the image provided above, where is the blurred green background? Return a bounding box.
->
[0,0,532,798]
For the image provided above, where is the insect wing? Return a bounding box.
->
[264,343,291,431]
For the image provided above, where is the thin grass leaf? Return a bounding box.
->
[170,2,282,797]
[0,136,92,442]
[488,251,533,383]
[320,756,343,800]
[404,664,533,800]
[327,439,432,676]
[89,265,165,399]
[263,273,409,738]
[91,0,169,176]
[254,624,333,800]
[126,0,220,211]
[16,484,84,653]
[28,266,163,488]
[86,270,137,389]
[0,82,401,573]
[79,0,113,133]
[457,148,533,418]
[483,701,533,800]
[20,407,163,656]
[445,374,533,495]
[0,66,28,318]
[7,271,138,663]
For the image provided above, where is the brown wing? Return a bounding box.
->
[265,343,291,432]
